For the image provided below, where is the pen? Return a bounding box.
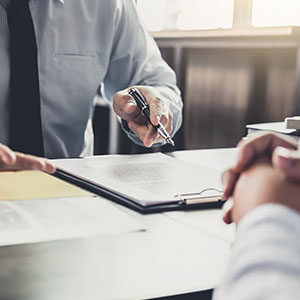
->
[128,88,175,146]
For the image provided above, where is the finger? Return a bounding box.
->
[0,144,17,165]
[222,199,233,224]
[113,92,141,122]
[223,209,233,224]
[113,91,136,110]
[124,102,138,114]
[272,146,300,181]
[128,121,149,143]
[222,169,239,198]
[11,153,54,173]
[156,115,173,140]
[166,113,173,134]
[137,87,164,126]
[144,125,160,147]
[159,114,169,127]
[150,113,173,145]
[43,159,56,174]
[14,153,45,170]
[235,133,298,173]
[148,98,163,126]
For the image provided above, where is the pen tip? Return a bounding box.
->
[167,139,175,147]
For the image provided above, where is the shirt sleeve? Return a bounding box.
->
[213,203,300,300]
[101,0,183,146]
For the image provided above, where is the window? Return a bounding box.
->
[136,0,234,32]
[137,0,300,33]
[252,0,300,27]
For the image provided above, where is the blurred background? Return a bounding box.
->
[93,0,300,154]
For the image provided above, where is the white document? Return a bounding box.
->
[0,197,144,246]
[54,153,222,207]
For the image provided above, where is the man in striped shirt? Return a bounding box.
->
[0,0,182,173]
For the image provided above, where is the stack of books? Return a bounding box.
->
[246,117,300,141]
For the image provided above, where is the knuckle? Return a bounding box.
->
[112,101,118,111]
[154,97,161,105]
[150,97,162,107]
[0,144,9,152]
[160,115,168,126]
[16,152,25,158]
[113,91,122,102]
[264,133,273,138]
[221,170,228,181]
[222,169,232,182]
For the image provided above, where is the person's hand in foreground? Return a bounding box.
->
[113,86,173,147]
[222,132,300,224]
[0,144,56,173]
[227,156,300,224]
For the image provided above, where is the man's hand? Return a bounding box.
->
[0,144,55,173]
[113,86,173,147]
[229,157,300,224]
[222,133,299,224]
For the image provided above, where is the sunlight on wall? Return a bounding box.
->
[252,0,300,27]
[137,0,234,31]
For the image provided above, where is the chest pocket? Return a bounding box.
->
[53,53,102,115]
[54,54,96,63]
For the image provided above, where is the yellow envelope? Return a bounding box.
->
[0,170,93,200]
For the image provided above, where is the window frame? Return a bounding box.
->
[136,0,253,32]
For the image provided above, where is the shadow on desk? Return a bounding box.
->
[149,289,213,300]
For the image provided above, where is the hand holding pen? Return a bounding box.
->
[128,88,175,146]
[113,86,174,147]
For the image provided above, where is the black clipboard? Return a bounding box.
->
[54,168,225,214]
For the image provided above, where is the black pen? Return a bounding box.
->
[128,88,175,146]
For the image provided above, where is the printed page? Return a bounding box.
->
[0,197,144,246]
[54,153,222,206]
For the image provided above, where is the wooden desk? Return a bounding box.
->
[0,149,237,300]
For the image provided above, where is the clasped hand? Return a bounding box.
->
[222,133,300,224]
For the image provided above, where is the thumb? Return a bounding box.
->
[222,199,234,224]
[272,146,300,181]
[113,91,140,121]
[124,101,137,114]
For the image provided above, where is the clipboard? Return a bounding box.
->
[53,153,225,214]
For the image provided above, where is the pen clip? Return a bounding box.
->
[174,188,224,205]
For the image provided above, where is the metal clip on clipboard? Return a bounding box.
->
[175,188,224,206]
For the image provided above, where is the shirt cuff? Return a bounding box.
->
[154,86,183,139]
[237,203,300,236]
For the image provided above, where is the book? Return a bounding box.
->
[285,116,300,130]
[246,122,300,141]
[53,153,224,213]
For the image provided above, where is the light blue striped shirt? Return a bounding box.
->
[0,0,182,158]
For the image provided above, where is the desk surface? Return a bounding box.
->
[0,149,238,300]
